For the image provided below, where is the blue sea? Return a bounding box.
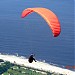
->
[0,0,74,68]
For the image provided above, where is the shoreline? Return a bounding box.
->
[0,54,75,75]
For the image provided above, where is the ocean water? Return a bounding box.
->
[0,0,74,68]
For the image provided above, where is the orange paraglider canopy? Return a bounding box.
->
[21,8,61,37]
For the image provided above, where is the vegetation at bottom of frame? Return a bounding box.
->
[0,59,64,75]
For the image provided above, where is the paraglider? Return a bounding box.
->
[28,54,36,63]
[21,7,61,37]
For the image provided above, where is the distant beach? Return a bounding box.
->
[0,54,75,75]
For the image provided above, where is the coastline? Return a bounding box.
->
[0,54,75,75]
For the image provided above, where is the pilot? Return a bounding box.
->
[28,54,36,63]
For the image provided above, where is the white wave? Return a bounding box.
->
[0,54,75,75]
